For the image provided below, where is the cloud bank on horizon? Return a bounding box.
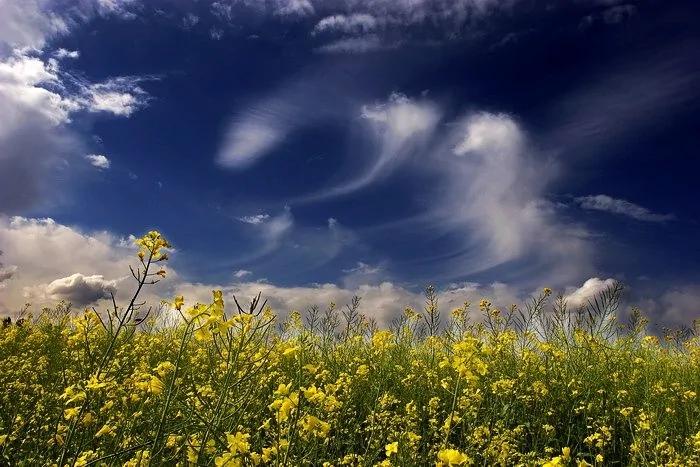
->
[0,0,699,326]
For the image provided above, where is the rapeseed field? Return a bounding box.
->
[1,232,698,466]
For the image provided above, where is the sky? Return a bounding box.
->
[0,0,699,328]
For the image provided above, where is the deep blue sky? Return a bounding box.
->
[1,0,699,323]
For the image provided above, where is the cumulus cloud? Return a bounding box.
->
[0,0,139,50]
[0,0,153,213]
[0,216,173,313]
[0,0,69,49]
[0,50,80,213]
[0,50,80,125]
[0,250,17,289]
[564,277,617,308]
[174,279,540,327]
[651,285,700,327]
[45,273,118,305]
[85,153,111,169]
[340,261,385,288]
[575,195,674,222]
[0,216,694,327]
[0,48,152,213]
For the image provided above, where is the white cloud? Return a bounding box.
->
[234,269,252,279]
[174,279,544,327]
[0,48,152,212]
[303,93,440,200]
[575,195,674,222]
[262,207,294,244]
[295,97,591,286]
[0,50,81,212]
[54,48,79,59]
[653,285,700,327]
[273,0,315,18]
[0,217,126,312]
[340,261,385,289]
[84,77,151,117]
[0,50,80,126]
[0,0,139,50]
[1,216,694,327]
[0,0,69,49]
[433,111,593,282]
[0,216,183,315]
[218,119,286,168]
[85,153,111,169]
[312,14,378,36]
[0,250,17,289]
[237,213,270,225]
[217,70,351,170]
[564,277,617,308]
[454,112,522,157]
[45,273,118,305]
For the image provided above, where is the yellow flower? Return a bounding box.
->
[149,376,165,395]
[95,424,115,438]
[437,448,470,466]
[226,432,250,454]
[86,374,107,391]
[64,407,80,420]
[299,415,331,438]
[385,442,398,457]
[542,457,564,467]
[214,453,242,467]
[562,447,571,459]
[135,230,171,260]
[173,295,184,311]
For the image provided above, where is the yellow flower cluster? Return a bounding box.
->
[1,232,699,465]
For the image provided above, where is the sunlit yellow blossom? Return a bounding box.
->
[437,448,470,466]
